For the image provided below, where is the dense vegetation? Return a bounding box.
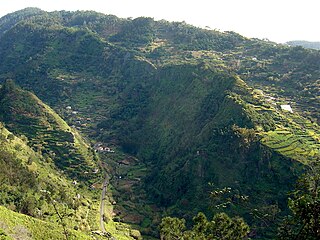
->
[277,160,320,240]
[159,212,249,240]
[0,8,319,239]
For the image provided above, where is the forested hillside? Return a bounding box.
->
[0,8,319,239]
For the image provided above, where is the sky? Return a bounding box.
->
[0,0,319,43]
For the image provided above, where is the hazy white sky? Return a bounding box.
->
[0,0,319,43]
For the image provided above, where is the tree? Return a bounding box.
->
[159,217,186,240]
[207,213,249,240]
[159,212,249,240]
[278,159,320,240]
[6,134,14,141]
[42,191,70,240]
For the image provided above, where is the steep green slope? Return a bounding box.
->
[97,60,316,238]
[0,122,101,237]
[0,81,139,239]
[131,64,304,217]
[0,80,97,179]
[0,206,92,240]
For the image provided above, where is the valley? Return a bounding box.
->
[0,8,319,240]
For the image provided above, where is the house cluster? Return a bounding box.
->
[66,106,78,115]
[66,106,92,129]
[280,104,293,113]
[93,142,115,153]
[263,94,294,113]
[265,96,277,106]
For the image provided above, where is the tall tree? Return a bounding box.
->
[278,159,320,240]
[159,212,249,240]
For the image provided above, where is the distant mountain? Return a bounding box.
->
[0,8,319,239]
[287,40,320,50]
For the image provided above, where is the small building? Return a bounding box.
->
[106,147,115,153]
[94,142,114,153]
[66,106,72,110]
[280,105,293,113]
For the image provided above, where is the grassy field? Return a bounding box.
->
[0,206,93,240]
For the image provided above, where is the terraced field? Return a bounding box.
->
[0,84,98,180]
[261,113,320,164]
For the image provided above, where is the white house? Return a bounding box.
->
[280,105,293,113]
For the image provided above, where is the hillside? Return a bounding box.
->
[0,205,91,240]
[0,80,98,179]
[0,118,102,239]
[0,81,140,239]
[0,8,319,239]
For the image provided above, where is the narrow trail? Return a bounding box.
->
[100,176,109,233]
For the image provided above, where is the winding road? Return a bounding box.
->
[100,176,109,233]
